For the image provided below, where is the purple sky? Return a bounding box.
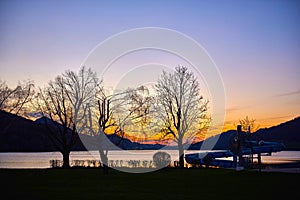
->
[1,0,299,130]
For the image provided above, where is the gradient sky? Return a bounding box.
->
[1,0,299,132]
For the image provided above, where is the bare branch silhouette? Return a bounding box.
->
[155,66,210,168]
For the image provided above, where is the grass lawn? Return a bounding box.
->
[0,167,298,200]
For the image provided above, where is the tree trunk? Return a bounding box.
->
[99,149,109,174]
[62,150,70,168]
[178,142,185,168]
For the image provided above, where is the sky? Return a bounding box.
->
[1,0,300,132]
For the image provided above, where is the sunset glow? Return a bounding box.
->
[0,0,299,136]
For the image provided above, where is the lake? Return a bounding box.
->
[0,150,299,169]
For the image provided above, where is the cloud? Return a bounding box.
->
[225,106,250,113]
[275,89,300,97]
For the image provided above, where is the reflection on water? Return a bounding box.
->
[260,151,300,163]
[0,150,299,169]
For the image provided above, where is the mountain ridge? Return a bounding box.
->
[189,116,300,150]
[0,110,299,152]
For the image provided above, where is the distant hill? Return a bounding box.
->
[0,110,164,152]
[188,130,236,150]
[0,110,54,152]
[0,110,299,151]
[250,117,300,150]
[189,116,300,150]
[0,110,87,152]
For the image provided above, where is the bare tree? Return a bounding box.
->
[62,67,102,134]
[126,86,155,141]
[155,66,209,168]
[91,86,153,174]
[36,66,100,168]
[0,79,35,116]
[237,116,260,134]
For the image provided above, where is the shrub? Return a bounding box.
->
[152,151,171,168]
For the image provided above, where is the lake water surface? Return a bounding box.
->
[0,150,299,169]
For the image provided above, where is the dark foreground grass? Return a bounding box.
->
[0,167,299,200]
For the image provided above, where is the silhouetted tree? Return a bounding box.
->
[153,151,171,168]
[0,79,35,116]
[36,66,100,168]
[155,66,209,168]
[237,116,260,134]
[92,86,153,174]
[126,86,155,142]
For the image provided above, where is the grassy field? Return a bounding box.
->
[1,167,299,200]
